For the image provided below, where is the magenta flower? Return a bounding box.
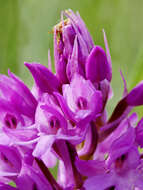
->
[62,74,103,120]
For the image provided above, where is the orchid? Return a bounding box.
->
[0,9,143,190]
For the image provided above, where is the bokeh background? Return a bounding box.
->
[1,0,143,116]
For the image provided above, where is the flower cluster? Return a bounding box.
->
[1,9,143,190]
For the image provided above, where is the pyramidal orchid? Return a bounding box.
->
[0,9,143,190]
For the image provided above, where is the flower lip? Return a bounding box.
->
[40,105,68,133]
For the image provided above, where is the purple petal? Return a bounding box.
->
[56,55,68,84]
[99,79,111,109]
[136,117,143,147]
[41,150,57,168]
[125,81,143,106]
[65,9,94,52]
[0,99,25,127]
[55,143,76,188]
[103,29,112,79]
[0,171,18,177]
[77,121,99,159]
[0,145,22,175]
[48,49,52,71]
[33,135,57,168]
[61,16,76,58]
[64,11,89,65]
[3,126,37,143]
[54,92,76,122]
[120,70,128,97]
[16,163,53,190]
[53,28,68,84]
[8,71,37,110]
[55,140,82,188]
[0,72,37,119]
[76,11,94,51]
[25,62,61,94]
[107,127,135,167]
[66,36,84,81]
[33,135,55,159]
[76,158,106,177]
[84,173,115,190]
[86,45,112,83]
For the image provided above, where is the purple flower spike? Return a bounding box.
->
[1,9,143,190]
[86,45,112,83]
[25,62,61,94]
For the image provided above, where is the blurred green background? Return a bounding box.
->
[1,0,143,115]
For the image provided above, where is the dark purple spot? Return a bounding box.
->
[115,154,127,169]
[120,154,126,162]
[1,153,9,163]
[116,154,127,163]
[11,117,17,126]
[49,116,60,129]
[0,152,13,167]
[5,120,11,128]
[4,114,17,129]
[77,97,87,110]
